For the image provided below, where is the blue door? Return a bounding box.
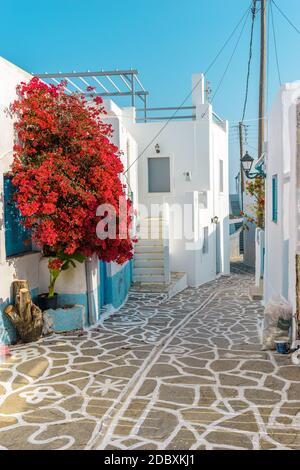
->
[4,176,32,257]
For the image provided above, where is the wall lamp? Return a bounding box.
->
[155,144,160,154]
[241,151,266,179]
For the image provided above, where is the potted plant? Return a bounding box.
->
[37,253,86,311]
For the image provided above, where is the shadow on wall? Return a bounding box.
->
[243,222,256,268]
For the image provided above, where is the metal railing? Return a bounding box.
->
[136,106,196,123]
[212,111,226,129]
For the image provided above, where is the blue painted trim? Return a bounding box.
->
[45,305,86,332]
[103,261,132,309]
[272,175,278,223]
[4,175,32,257]
[99,260,133,310]
[57,293,89,327]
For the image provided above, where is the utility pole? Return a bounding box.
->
[258,0,267,159]
[239,122,245,211]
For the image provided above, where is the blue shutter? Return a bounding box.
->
[4,176,32,257]
[272,175,278,223]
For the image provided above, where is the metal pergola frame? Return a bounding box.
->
[37,69,223,124]
[37,69,149,118]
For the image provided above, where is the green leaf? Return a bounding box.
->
[61,262,70,271]
[71,253,86,263]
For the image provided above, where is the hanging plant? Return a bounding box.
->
[241,176,265,229]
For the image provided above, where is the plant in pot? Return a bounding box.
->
[37,253,86,311]
[10,77,135,312]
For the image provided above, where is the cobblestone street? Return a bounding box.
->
[0,266,300,450]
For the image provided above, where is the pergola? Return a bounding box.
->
[37,69,149,120]
[36,69,197,122]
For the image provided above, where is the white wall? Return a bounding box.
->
[102,101,139,279]
[0,57,41,303]
[124,74,229,286]
[212,120,230,275]
[264,82,300,311]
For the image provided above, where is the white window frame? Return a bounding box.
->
[146,153,174,196]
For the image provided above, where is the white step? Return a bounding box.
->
[135,245,164,255]
[137,226,163,234]
[136,239,163,246]
[134,259,164,268]
[138,233,163,243]
[134,251,163,260]
[134,267,164,276]
[133,274,166,283]
[138,220,164,229]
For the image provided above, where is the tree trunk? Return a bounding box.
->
[4,280,43,343]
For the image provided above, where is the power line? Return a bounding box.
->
[242,0,257,122]
[124,2,253,175]
[202,7,251,119]
[270,0,282,85]
[272,0,300,36]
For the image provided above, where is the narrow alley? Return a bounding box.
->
[0,265,299,450]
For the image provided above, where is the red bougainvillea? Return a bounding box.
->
[10,77,134,265]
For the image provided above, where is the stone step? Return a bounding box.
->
[135,246,164,255]
[134,259,164,268]
[135,239,163,247]
[134,267,164,276]
[134,251,163,260]
[137,232,163,241]
[133,274,166,283]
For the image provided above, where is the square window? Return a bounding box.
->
[202,227,209,254]
[148,157,171,193]
[199,191,208,209]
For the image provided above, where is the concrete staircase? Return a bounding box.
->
[133,217,168,284]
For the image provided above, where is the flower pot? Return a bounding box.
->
[275,339,290,355]
[37,293,58,311]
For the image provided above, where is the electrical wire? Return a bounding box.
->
[242,0,257,122]
[123,2,253,175]
[272,0,300,36]
[270,0,282,85]
[201,8,251,119]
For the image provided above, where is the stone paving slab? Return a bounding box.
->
[0,268,300,450]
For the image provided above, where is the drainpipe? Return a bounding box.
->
[85,256,97,326]
[291,103,300,360]
[292,256,300,363]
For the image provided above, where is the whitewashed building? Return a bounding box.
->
[0,57,230,344]
[263,81,300,347]
[125,74,230,288]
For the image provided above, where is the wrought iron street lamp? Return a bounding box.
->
[241,151,266,179]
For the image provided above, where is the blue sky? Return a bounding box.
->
[1,0,300,191]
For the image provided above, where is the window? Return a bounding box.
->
[202,227,209,254]
[148,157,171,193]
[272,175,278,223]
[219,159,224,193]
[4,175,32,257]
[199,191,208,209]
